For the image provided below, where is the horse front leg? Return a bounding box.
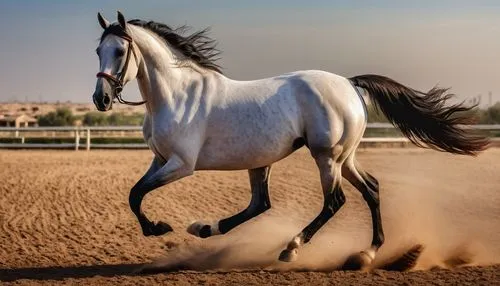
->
[187,166,272,238]
[130,154,194,236]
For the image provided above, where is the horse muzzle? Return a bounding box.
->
[93,89,113,112]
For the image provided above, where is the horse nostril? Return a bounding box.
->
[103,95,111,105]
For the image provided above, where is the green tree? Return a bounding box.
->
[479,102,500,124]
[38,107,75,126]
[366,105,389,123]
[108,113,127,125]
[82,111,145,126]
[82,112,108,126]
[108,112,144,126]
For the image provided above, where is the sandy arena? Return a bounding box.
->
[0,148,499,285]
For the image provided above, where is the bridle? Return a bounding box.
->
[96,30,146,106]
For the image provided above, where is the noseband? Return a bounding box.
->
[96,30,146,106]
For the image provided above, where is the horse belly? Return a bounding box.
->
[195,132,299,170]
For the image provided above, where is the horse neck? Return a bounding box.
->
[129,26,209,115]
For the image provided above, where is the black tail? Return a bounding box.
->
[350,74,490,155]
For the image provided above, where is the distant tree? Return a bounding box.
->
[82,112,108,126]
[366,105,389,123]
[38,107,75,126]
[107,113,127,126]
[479,102,500,124]
[82,111,144,126]
[108,112,144,126]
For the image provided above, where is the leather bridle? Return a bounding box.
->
[96,32,146,106]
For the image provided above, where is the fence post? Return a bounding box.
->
[75,128,80,151]
[86,128,91,151]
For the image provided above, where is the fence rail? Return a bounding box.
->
[0,124,498,150]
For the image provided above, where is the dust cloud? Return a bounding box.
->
[145,150,500,272]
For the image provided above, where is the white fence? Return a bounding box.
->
[0,124,498,150]
[0,126,144,150]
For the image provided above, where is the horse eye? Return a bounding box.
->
[115,49,125,57]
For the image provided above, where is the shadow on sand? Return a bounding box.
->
[0,244,427,282]
[0,263,147,282]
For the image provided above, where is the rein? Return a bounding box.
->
[96,32,146,106]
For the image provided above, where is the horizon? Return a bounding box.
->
[1,1,500,108]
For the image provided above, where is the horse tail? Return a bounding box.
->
[349,74,490,155]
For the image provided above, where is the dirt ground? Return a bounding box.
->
[0,148,499,285]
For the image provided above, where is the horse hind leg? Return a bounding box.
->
[279,146,346,262]
[187,166,272,238]
[341,154,385,271]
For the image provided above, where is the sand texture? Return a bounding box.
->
[0,148,499,285]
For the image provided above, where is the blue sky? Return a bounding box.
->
[1,1,500,106]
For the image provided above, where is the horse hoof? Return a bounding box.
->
[279,248,298,262]
[342,250,375,271]
[143,221,173,236]
[155,221,173,235]
[187,221,212,238]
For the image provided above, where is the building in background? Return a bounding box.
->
[0,114,38,127]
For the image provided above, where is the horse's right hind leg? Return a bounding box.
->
[341,155,385,270]
[279,149,346,262]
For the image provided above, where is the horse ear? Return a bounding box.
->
[117,11,126,29]
[97,12,110,29]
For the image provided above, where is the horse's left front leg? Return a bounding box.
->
[130,154,194,236]
[187,166,272,238]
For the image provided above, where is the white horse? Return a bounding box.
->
[92,12,489,270]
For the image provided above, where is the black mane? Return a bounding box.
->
[101,19,222,74]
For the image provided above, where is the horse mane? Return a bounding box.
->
[127,19,223,74]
